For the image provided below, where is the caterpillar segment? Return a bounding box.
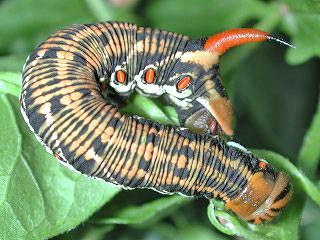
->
[20,21,291,224]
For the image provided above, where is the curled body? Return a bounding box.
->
[20,21,291,224]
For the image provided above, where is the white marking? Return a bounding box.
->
[20,107,54,156]
[45,113,54,125]
[164,84,192,97]
[23,76,30,87]
[99,76,106,83]
[165,93,191,108]
[51,132,58,141]
[93,154,102,162]
[85,147,96,159]
[22,56,30,71]
[109,63,136,93]
[134,64,165,97]
[227,141,249,153]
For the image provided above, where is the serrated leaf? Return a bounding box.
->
[0,93,120,240]
[97,195,189,225]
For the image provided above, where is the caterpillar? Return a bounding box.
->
[20,21,292,224]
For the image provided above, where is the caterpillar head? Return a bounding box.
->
[166,29,293,137]
[223,145,292,224]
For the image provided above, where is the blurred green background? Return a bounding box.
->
[0,0,319,239]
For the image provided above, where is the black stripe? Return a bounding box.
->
[270,207,284,213]
[273,182,291,203]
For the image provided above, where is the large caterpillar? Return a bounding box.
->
[20,21,292,224]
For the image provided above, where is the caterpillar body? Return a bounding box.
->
[20,21,292,224]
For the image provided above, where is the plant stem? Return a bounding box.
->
[297,95,320,178]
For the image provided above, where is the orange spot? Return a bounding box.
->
[177,155,187,168]
[177,76,191,91]
[172,176,180,185]
[54,153,62,161]
[60,95,72,105]
[204,28,269,55]
[137,169,146,179]
[259,161,267,170]
[145,68,155,83]
[116,70,126,83]
[209,98,233,136]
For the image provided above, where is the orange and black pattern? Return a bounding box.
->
[20,21,291,224]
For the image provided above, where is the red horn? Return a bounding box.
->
[204,28,294,55]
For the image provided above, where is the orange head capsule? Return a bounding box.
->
[225,170,292,224]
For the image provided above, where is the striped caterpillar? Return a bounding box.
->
[20,21,292,224]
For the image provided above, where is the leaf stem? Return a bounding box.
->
[297,95,320,178]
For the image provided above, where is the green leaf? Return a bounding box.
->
[170,221,229,240]
[97,195,189,225]
[121,93,179,125]
[55,225,114,240]
[174,224,229,240]
[284,0,320,14]
[0,72,21,96]
[0,93,119,240]
[300,199,320,240]
[0,55,27,73]
[282,1,320,64]
[85,0,140,23]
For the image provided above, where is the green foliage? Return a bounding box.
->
[283,0,320,64]
[122,93,179,126]
[0,0,319,239]
[146,0,267,37]
[97,196,190,225]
